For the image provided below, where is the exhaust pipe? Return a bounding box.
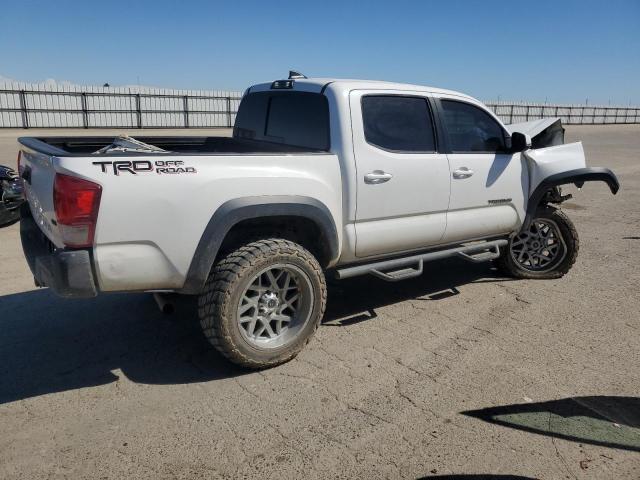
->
[153,293,175,314]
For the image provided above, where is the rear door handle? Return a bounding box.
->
[453,167,474,179]
[364,170,393,184]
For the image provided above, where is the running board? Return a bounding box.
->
[336,239,508,282]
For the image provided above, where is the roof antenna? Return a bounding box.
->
[288,70,307,79]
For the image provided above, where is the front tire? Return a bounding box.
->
[496,207,579,279]
[198,238,327,369]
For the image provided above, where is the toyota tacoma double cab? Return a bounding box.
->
[17,72,619,368]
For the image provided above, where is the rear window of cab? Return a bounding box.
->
[234,91,330,151]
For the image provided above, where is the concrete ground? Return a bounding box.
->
[0,126,639,479]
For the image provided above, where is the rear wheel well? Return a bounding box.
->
[216,216,332,268]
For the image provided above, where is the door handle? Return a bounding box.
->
[453,167,474,179]
[364,170,393,184]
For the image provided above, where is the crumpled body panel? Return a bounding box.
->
[523,142,587,193]
[507,117,565,149]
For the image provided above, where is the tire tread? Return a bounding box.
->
[198,238,326,369]
[496,207,579,279]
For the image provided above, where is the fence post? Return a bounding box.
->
[81,92,89,129]
[135,94,142,128]
[226,97,232,127]
[525,105,530,121]
[183,95,190,128]
[19,90,29,129]
[509,104,514,124]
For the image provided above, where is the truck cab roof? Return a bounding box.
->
[248,77,477,103]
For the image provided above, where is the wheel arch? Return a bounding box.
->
[180,196,339,294]
[523,167,619,229]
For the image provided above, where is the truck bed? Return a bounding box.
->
[18,136,326,156]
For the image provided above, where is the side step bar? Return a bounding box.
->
[335,239,508,282]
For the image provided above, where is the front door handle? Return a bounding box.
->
[364,170,393,184]
[453,167,474,179]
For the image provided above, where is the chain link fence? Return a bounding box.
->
[1,81,638,128]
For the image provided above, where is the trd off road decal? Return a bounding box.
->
[92,160,197,175]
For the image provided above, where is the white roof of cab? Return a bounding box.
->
[249,77,477,102]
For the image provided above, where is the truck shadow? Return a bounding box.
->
[0,258,506,405]
[0,289,250,405]
[324,257,510,325]
[417,476,537,480]
[462,396,640,452]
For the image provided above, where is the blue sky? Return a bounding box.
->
[1,0,638,104]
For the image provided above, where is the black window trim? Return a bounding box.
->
[360,94,439,155]
[434,98,510,155]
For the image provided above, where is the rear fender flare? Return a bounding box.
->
[523,167,619,229]
[180,196,339,294]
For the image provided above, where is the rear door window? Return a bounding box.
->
[361,96,436,153]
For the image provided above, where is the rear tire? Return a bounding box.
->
[198,238,326,369]
[496,207,579,279]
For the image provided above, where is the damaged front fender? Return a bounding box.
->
[536,167,619,195]
[523,166,619,229]
[524,141,589,192]
[504,117,618,231]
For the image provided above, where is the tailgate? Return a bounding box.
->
[19,148,64,247]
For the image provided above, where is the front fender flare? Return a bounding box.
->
[180,196,339,294]
[524,167,619,229]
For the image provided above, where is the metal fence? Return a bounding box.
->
[486,102,640,125]
[1,81,639,128]
[0,82,243,129]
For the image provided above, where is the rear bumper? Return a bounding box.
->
[20,206,98,298]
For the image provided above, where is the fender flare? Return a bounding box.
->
[180,196,339,294]
[524,167,619,229]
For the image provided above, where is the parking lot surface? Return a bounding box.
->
[1,126,639,479]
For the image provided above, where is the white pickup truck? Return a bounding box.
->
[18,73,619,368]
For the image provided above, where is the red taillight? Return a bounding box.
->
[53,173,102,247]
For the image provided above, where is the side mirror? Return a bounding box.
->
[510,131,532,153]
